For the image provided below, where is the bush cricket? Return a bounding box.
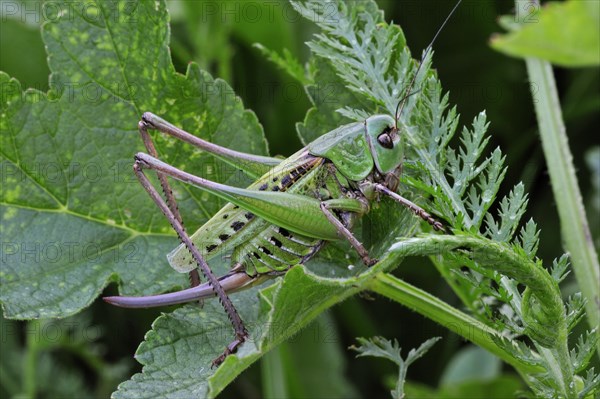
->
[104,0,460,366]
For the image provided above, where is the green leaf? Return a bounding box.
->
[113,288,264,398]
[296,58,361,145]
[113,263,400,398]
[484,183,528,242]
[570,329,599,374]
[0,0,269,319]
[289,0,445,150]
[519,218,540,259]
[291,0,409,115]
[578,369,599,398]
[490,1,600,67]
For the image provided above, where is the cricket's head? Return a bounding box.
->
[365,114,404,177]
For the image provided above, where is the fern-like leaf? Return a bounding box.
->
[519,219,540,259]
[351,336,440,399]
[578,368,599,399]
[550,254,571,283]
[570,329,599,373]
[291,1,591,398]
[565,292,587,332]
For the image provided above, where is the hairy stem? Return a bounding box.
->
[517,0,600,358]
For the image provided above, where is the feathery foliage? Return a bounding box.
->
[291,1,598,398]
[351,336,441,399]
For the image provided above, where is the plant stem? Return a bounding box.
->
[367,272,542,375]
[23,320,39,398]
[520,3,600,355]
[262,345,289,399]
[537,344,577,398]
[383,235,565,331]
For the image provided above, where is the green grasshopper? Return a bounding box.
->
[105,1,460,367]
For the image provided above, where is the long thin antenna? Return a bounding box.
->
[394,0,462,128]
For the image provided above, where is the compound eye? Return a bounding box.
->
[377,132,394,149]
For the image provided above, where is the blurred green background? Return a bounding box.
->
[1,0,598,397]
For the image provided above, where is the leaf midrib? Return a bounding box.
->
[0,202,175,237]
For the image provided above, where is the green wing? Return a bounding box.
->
[166,149,364,273]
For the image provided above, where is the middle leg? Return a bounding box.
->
[319,201,377,266]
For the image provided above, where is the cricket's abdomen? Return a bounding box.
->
[233,224,325,276]
[234,154,345,276]
[168,151,345,275]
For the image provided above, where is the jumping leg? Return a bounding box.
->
[133,157,248,366]
[138,118,201,286]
